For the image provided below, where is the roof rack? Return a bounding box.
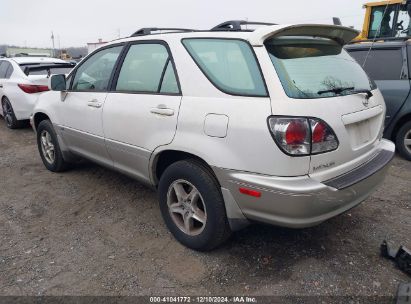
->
[211,20,277,32]
[131,27,197,37]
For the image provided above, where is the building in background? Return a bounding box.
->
[6,47,53,57]
[87,39,107,54]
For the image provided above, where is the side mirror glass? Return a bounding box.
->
[49,74,66,91]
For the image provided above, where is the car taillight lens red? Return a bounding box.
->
[285,120,308,145]
[312,121,326,143]
[268,117,338,156]
[18,84,49,94]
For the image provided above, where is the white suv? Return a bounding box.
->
[31,22,395,251]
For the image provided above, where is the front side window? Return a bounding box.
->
[72,46,123,91]
[182,38,267,97]
[115,43,179,94]
[265,37,376,99]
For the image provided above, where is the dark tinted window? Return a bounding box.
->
[348,48,404,80]
[5,63,13,78]
[0,61,8,78]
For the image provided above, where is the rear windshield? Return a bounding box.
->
[19,64,74,76]
[265,37,376,99]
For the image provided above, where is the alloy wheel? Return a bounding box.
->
[40,130,56,164]
[405,129,411,155]
[2,101,13,128]
[167,179,207,236]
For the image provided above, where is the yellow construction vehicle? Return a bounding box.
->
[356,0,411,41]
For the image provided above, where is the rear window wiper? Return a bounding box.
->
[317,87,373,99]
[317,87,354,95]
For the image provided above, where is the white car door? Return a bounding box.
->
[61,45,124,166]
[103,42,182,183]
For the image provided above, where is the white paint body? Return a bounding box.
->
[32,24,396,229]
[0,57,67,120]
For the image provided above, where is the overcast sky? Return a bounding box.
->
[0,0,366,48]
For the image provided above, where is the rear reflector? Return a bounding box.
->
[18,84,49,94]
[239,187,261,198]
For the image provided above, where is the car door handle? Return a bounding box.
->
[87,99,103,108]
[150,106,174,116]
[0,84,3,88]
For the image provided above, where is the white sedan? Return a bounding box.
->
[0,57,75,129]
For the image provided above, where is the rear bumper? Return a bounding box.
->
[214,139,395,229]
[13,93,38,121]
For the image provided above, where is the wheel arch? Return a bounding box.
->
[33,112,51,131]
[391,113,411,141]
[150,149,219,187]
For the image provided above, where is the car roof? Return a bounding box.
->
[105,24,359,47]
[8,57,67,65]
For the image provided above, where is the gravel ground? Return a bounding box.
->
[0,120,410,300]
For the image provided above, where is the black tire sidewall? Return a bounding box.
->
[36,120,68,172]
[2,98,19,129]
[396,121,411,161]
[158,160,230,251]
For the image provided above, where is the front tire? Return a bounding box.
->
[37,120,69,172]
[2,97,22,129]
[396,121,411,161]
[158,160,232,251]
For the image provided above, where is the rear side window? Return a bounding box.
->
[160,61,179,94]
[115,43,179,94]
[348,48,404,80]
[0,61,8,79]
[182,38,267,97]
[72,46,123,91]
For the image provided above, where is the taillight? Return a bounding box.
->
[18,84,49,94]
[310,119,338,154]
[268,117,338,156]
[269,117,310,155]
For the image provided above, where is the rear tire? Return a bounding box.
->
[158,159,232,251]
[2,97,22,129]
[396,121,411,161]
[37,120,70,172]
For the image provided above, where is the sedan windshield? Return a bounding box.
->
[265,37,376,99]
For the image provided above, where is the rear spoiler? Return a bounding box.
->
[249,24,360,46]
[23,63,76,76]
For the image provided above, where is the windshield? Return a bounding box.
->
[265,37,376,99]
[19,64,74,76]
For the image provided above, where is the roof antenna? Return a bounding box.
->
[362,2,390,68]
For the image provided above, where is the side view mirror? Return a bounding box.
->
[49,74,66,91]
